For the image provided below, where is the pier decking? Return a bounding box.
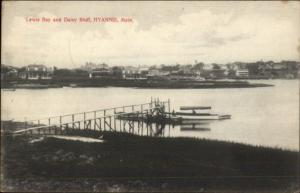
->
[12,98,171,137]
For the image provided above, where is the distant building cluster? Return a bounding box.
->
[18,64,53,80]
[82,60,300,80]
[1,60,300,82]
[1,64,53,81]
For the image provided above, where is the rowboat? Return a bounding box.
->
[171,106,231,121]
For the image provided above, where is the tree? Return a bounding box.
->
[212,63,221,70]
[246,63,259,76]
[193,62,204,71]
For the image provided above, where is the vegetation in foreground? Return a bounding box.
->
[1,128,299,192]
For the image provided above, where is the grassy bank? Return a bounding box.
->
[1,129,298,192]
[2,78,273,89]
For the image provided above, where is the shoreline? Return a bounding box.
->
[1,121,298,192]
[1,79,274,89]
[1,120,297,152]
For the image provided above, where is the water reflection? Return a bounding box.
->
[180,123,210,132]
[125,119,213,137]
[2,80,299,150]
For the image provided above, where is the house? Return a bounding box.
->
[202,63,213,71]
[1,65,18,80]
[271,63,290,78]
[220,65,229,76]
[122,66,139,79]
[201,64,226,79]
[232,62,247,70]
[89,67,112,78]
[258,61,274,77]
[19,64,53,80]
[81,62,109,72]
[139,67,150,77]
[122,66,149,79]
[148,69,170,77]
[235,69,249,77]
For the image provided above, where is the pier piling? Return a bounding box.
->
[13,98,171,137]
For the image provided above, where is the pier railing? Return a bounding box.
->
[15,98,171,136]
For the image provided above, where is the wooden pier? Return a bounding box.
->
[12,98,171,137]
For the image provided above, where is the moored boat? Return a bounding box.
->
[172,106,231,121]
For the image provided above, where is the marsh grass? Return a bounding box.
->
[1,130,298,192]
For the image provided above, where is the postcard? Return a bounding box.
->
[1,1,299,192]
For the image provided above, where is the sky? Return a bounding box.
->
[1,1,300,68]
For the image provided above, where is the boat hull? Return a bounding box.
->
[172,113,231,121]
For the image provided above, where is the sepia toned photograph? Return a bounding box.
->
[1,1,299,192]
